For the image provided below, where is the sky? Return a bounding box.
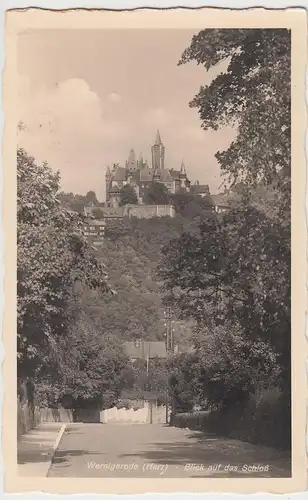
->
[17,29,235,201]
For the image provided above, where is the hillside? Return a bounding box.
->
[81,215,195,349]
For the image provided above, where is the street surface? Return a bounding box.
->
[48,423,291,478]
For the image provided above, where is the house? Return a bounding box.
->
[82,218,106,243]
[211,193,231,213]
[190,181,210,197]
[123,341,167,362]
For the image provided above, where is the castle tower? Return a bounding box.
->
[151,129,165,171]
[105,165,112,202]
[179,160,188,190]
[153,164,161,182]
[109,184,121,208]
[127,148,137,172]
[137,152,145,169]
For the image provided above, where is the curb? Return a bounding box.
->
[45,423,66,477]
[53,423,66,452]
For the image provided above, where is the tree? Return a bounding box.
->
[168,353,205,413]
[79,216,195,346]
[119,184,138,206]
[85,190,99,205]
[159,201,290,410]
[58,191,99,213]
[192,320,281,408]
[17,149,110,380]
[35,305,131,411]
[131,357,169,397]
[144,182,170,205]
[160,198,290,374]
[171,192,213,219]
[159,28,291,413]
[179,29,290,212]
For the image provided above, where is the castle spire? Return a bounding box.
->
[128,148,136,164]
[152,130,165,170]
[127,148,137,171]
[155,129,162,145]
[180,160,187,177]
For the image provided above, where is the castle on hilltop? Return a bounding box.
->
[105,130,209,207]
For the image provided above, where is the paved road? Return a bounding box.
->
[48,423,291,478]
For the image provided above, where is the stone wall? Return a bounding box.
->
[125,204,175,219]
[17,401,42,439]
[18,403,75,438]
[40,407,74,423]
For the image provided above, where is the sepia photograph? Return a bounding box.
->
[2,7,307,495]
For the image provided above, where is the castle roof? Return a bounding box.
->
[170,169,180,179]
[139,168,154,182]
[112,167,127,182]
[160,170,173,182]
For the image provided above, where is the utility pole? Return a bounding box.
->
[164,306,174,353]
[164,307,175,424]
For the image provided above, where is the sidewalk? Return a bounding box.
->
[17,422,66,477]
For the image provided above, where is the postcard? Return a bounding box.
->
[3,6,307,494]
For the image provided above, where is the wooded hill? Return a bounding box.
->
[76,214,199,349]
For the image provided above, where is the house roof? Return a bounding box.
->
[85,218,106,226]
[123,341,167,359]
[190,184,210,195]
[211,193,230,207]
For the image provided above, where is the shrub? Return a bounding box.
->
[172,386,290,450]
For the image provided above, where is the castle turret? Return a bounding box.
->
[127,148,137,172]
[105,165,112,202]
[179,161,189,190]
[137,152,145,169]
[179,160,186,178]
[151,129,165,171]
[109,184,121,208]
